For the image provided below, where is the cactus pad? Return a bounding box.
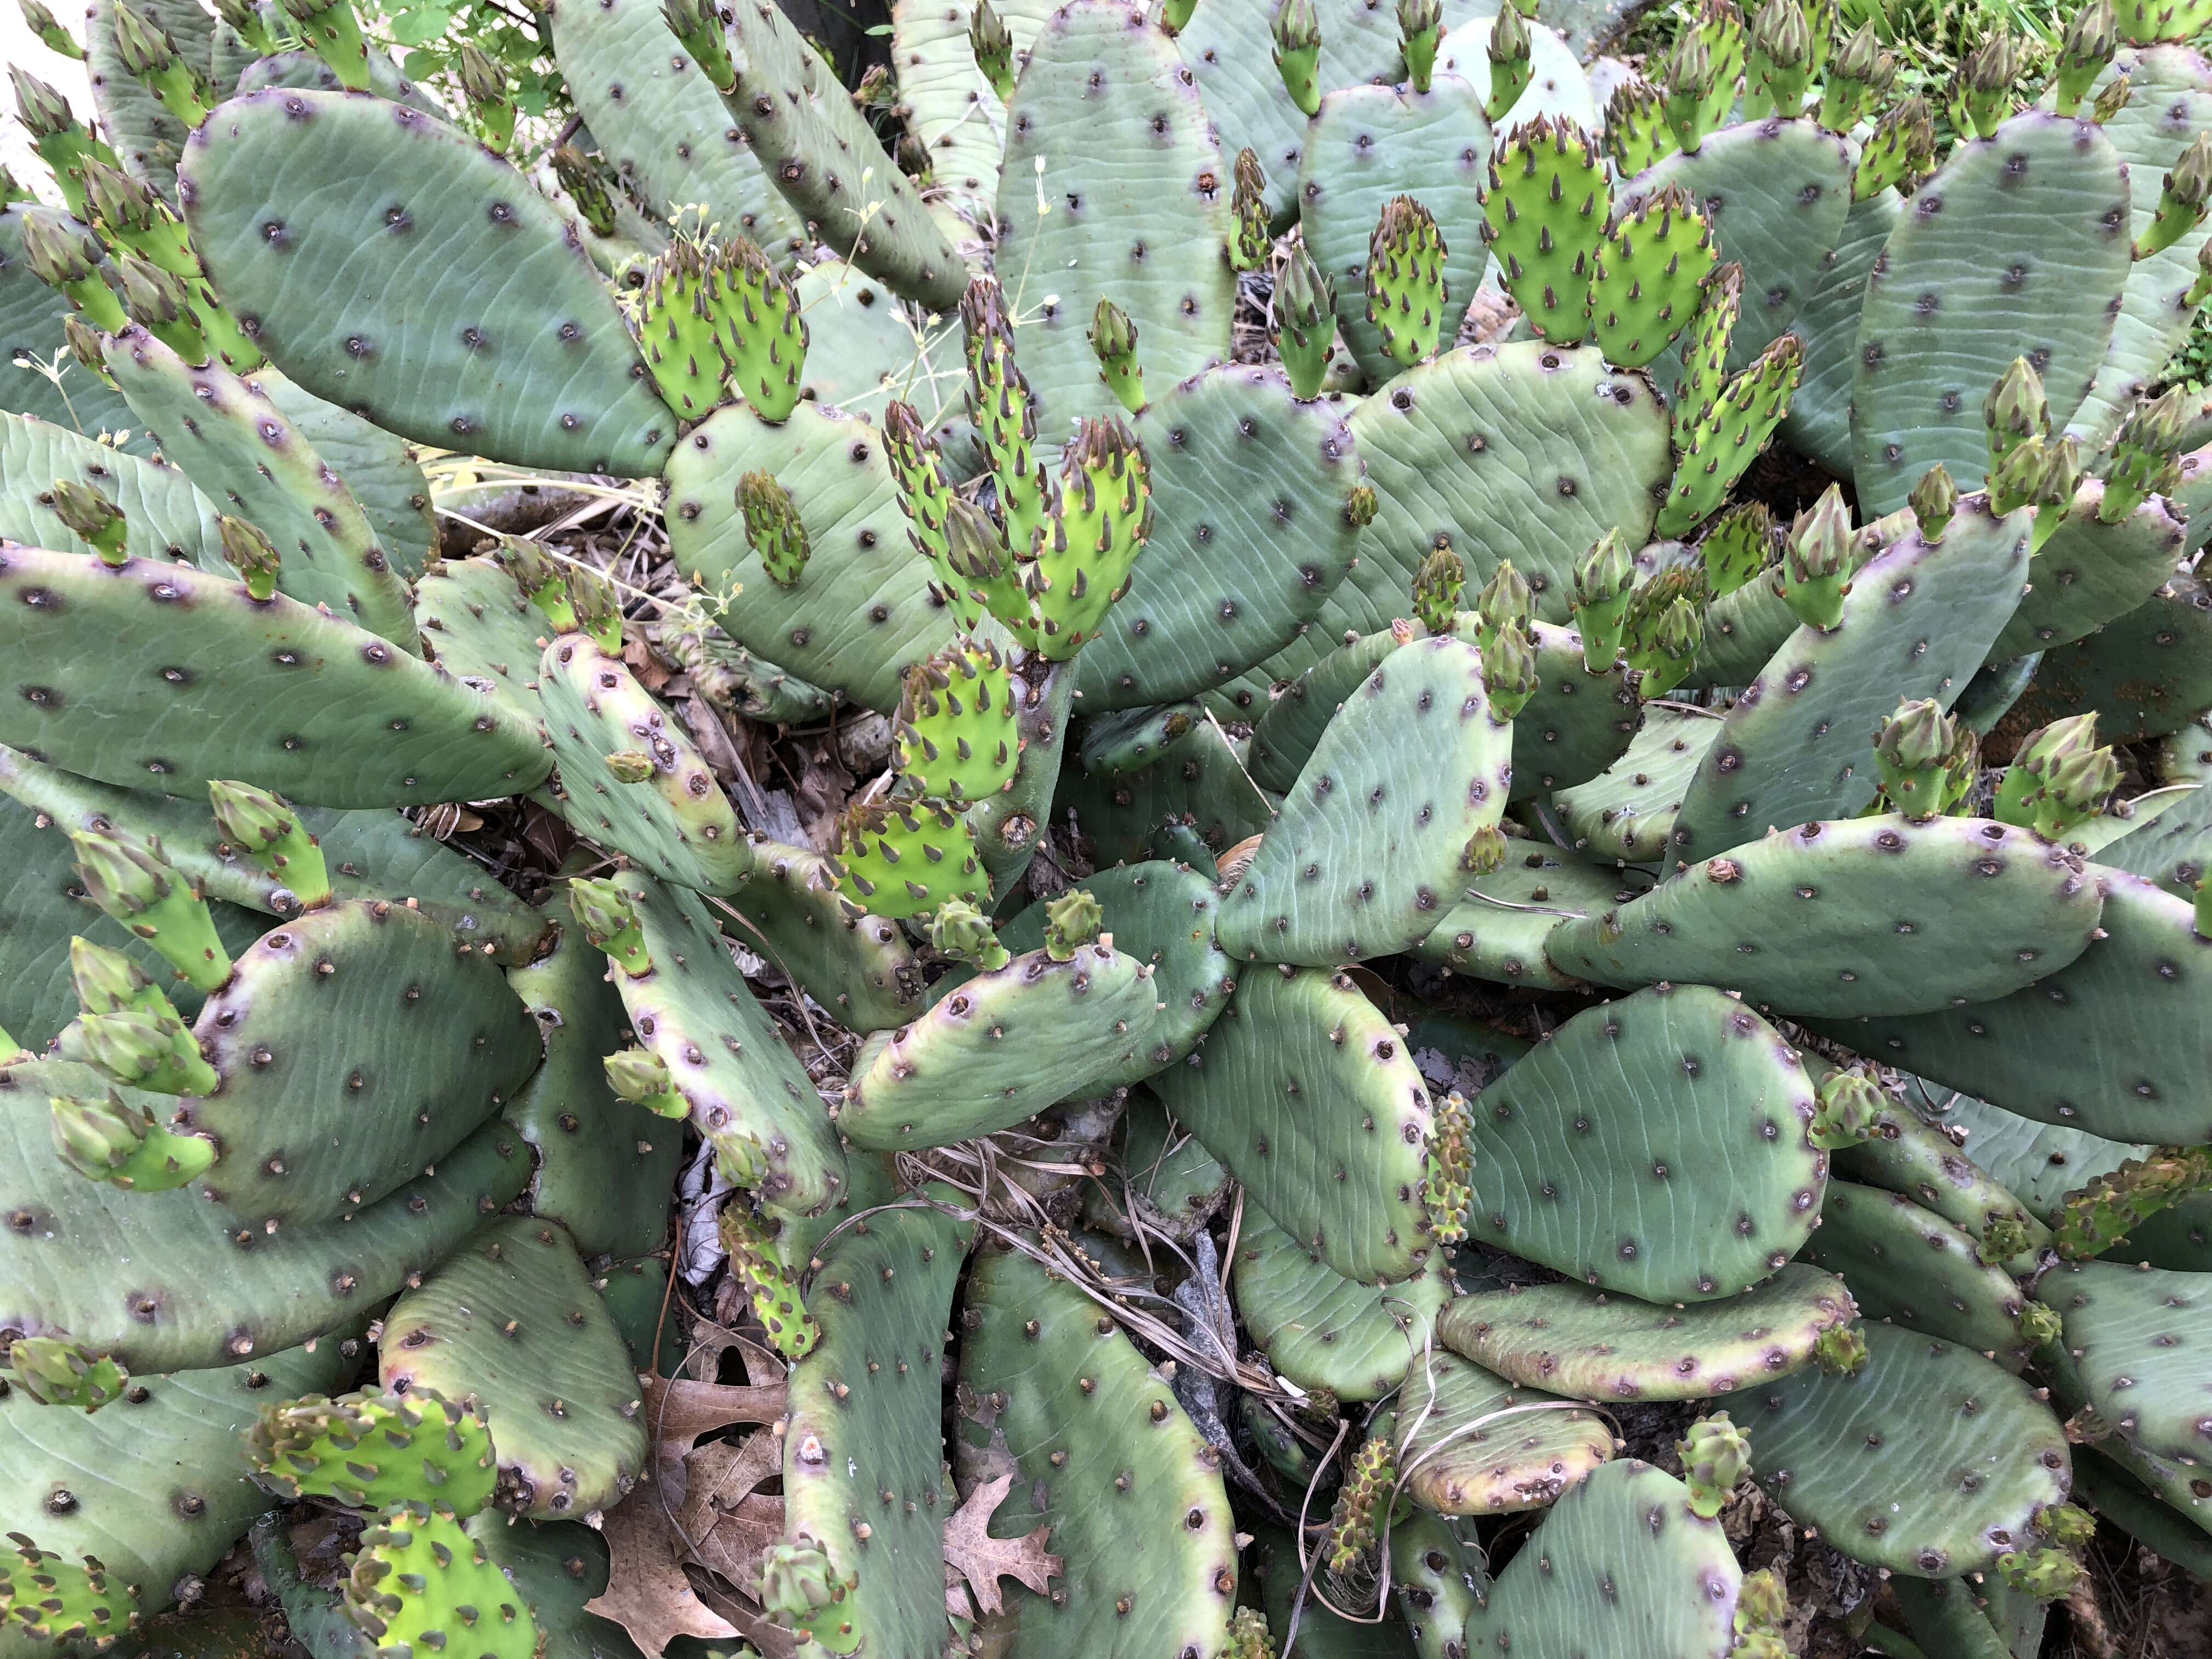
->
[0,1535,139,1654]
[342,1500,539,1659]
[1414,838,1651,991]
[247,1387,496,1515]
[1992,570,2212,745]
[1231,1205,1450,1401]
[1553,704,1726,862]
[723,840,923,1034]
[0,411,224,571]
[1395,1350,1613,1516]
[2036,1259,2212,1465]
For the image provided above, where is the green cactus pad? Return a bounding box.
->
[1779,190,1903,476]
[1822,870,2212,1145]
[84,0,190,202]
[723,839,923,1033]
[956,1245,1237,1659]
[2090,782,2212,905]
[0,1339,353,1603]
[0,412,225,571]
[1217,636,1510,966]
[248,1387,496,1514]
[778,1184,974,1657]
[1,1057,528,1372]
[665,401,958,713]
[1053,715,1275,866]
[1719,1322,2071,1577]
[229,47,445,111]
[1481,115,1609,346]
[2036,1259,2212,1464]
[1149,966,1434,1285]
[887,0,1048,212]
[379,1216,646,1518]
[1553,704,1726,862]
[0,1533,140,1654]
[1413,838,1651,991]
[1801,1182,2041,1369]
[1395,1351,1613,1517]
[183,899,540,1226]
[503,902,681,1260]
[410,554,544,727]
[1073,367,1368,710]
[994,0,1236,440]
[1664,500,2032,861]
[1849,110,2134,515]
[545,0,803,256]
[257,371,437,581]
[997,859,1234,1085]
[1990,571,2212,745]
[838,935,1158,1148]
[831,796,990,920]
[1462,984,1822,1301]
[1299,80,1489,380]
[1823,1082,2052,1264]
[538,636,753,895]
[0,212,146,449]
[182,90,674,476]
[1988,487,2187,658]
[1548,815,2104,1018]
[103,329,417,648]
[1076,703,1204,778]
[342,1499,539,1659]
[0,546,550,807]
[1435,1262,1857,1402]
[1623,119,1853,371]
[1231,1204,1450,1401]
[1460,1459,1742,1658]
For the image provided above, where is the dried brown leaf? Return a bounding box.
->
[941,1473,1062,1617]
[584,1493,738,1658]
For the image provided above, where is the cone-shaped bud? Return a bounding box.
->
[885,400,994,630]
[569,876,654,976]
[1605,76,1674,176]
[1588,182,1716,368]
[1987,432,2049,518]
[1780,484,1852,629]
[115,249,210,365]
[1978,1209,2034,1267]
[113,0,211,126]
[603,1046,689,1117]
[2094,71,2132,122]
[1629,594,1702,697]
[1042,888,1103,960]
[2038,1504,2098,1550]
[213,513,281,602]
[568,563,624,654]
[1936,720,1980,816]
[2136,130,2212,259]
[1089,297,1145,413]
[63,313,110,383]
[895,641,1019,803]
[208,779,333,907]
[752,1542,850,1625]
[21,207,127,332]
[1745,0,1812,121]
[831,799,988,920]
[1396,0,1440,89]
[7,1337,126,1411]
[2101,387,2188,522]
[212,0,281,51]
[1345,482,1378,526]
[662,0,736,89]
[1273,240,1336,399]
[0,165,29,210]
[1908,462,1957,540]
[1412,545,1464,635]
[944,494,1039,642]
[1364,194,1448,369]
[80,1006,219,1096]
[929,897,1010,970]
[971,0,1015,102]
[1874,698,1953,818]
[455,40,516,151]
[1995,713,2107,838]
[277,0,373,91]
[738,471,809,589]
[2051,1146,2212,1259]
[1481,116,1611,345]
[1853,95,1933,199]
[1662,29,1717,154]
[962,276,1054,558]
[1958,25,2018,139]
[1031,415,1152,659]
[1424,1088,1474,1244]
[70,936,158,1017]
[498,534,578,633]
[11,65,75,138]
[1474,557,1533,652]
[49,478,126,564]
[1818,21,1889,130]
[1812,1323,1867,1374]
[552,146,620,238]
[1697,501,1775,597]
[1161,0,1197,29]
[1229,148,1272,273]
[602,749,656,785]
[1984,356,2050,468]
[1485,2,1532,122]
[1572,528,1636,670]
[70,828,232,991]
[1462,822,1509,877]
[1482,620,1542,716]
[50,1087,214,1190]
[1677,1413,1750,1518]
[1273,0,1322,116]
[20,0,82,57]
[1325,1434,1397,1571]
[2055,0,2117,114]
[1997,1547,2084,1602]
[2029,435,2084,552]
[2037,744,2119,840]
[1810,1069,1884,1150]
[81,155,173,255]
[716,238,806,424]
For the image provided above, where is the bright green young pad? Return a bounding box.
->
[247,1387,496,1515]
[1396,1351,1614,1516]
[343,1499,538,1659]
[1436,1262,1857,1402]
[1991,571,2212,744]
[1299,79,1490,380]
[1778,190,1901,476]
[0,1340,351,1604]
[2036,1259,2212,1465]
[1626,118,1852,370]
[181,91,674,476]
[1074,366,1368,710]
[104,328,416,648]
[1822,870,2212,1144]
[780,1184,973,1658]
[1216,636,1510,966]
[1720,1323,2072,1578]
[1547,815,2104,1018]
[664,401,958,713]
[957,1246,1238,1659]
[1665,500,2032,861]
[995,0,1236,440]
[1799,1182,2041,1370]
[379,1216,646,1518]
[257,370,438,581]
[1414,837,1652,992]
[1461,984,1822,1301]
[0,546,550,807]
[1987,488,2187,659]
[0,211,145,449]
[0,412,225,570]
[462,1514,634,1659]
[999,859,1235,1084]
[185,898,541,1226]
[1849,110,2133,516]
[1553,704,1725,862]
[1231,1205,1450,1401]
[838,936,1158,1148]
[538,636,753,895]
[1148,966,1435,1285]
[504,901,682,1260]
[0,1058,527,1372]
[545,0,805,256]
[1460,1460,1741,1659]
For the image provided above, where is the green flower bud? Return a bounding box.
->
[1412,545,1464,636]
[7,1337,127,1412]
[1677,1413,1751,1518]
[49,478,127,563]
[70,827,233,991]
[603,1047,689,1118]
[218,514,282,601]
[1272,0,1322,116]
[1909,463,1957,541]
[929,898,1011,970]
[208,778,332,907]
[50,1087,215,1191]
[1043,888,1103,960]
[568,877,654,976]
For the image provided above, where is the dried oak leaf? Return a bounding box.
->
[941,1472,1063,1617]
[585,1492,738,1658]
